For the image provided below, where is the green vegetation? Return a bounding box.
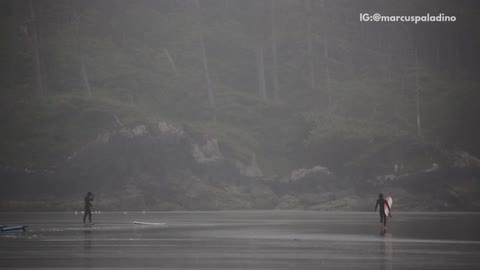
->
[1,0,479,210]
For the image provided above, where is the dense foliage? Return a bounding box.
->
[1,0,480,203]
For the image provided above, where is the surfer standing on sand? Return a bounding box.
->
[374,193,391,229]
[83,192,94,224]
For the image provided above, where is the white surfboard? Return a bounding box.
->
[384,196,393,217]
[133,221,167,226]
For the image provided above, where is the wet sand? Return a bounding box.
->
[1,211,479,269]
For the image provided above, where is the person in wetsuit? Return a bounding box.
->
[374,193,391,228]
[83,192,94,223]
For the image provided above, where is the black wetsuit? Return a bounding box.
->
[83,195,93,223]
[375,198,390,226]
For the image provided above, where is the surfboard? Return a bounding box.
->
[133,221,167,226]
[384,196,393,218]
[0,225,27,232]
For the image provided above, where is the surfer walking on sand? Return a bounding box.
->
[375,193,391,229]
[83,192,94,224]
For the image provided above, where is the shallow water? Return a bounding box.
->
[1,211,479,269]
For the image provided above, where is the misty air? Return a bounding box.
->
[1,0,480,269]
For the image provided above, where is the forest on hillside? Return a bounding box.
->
[1,0,480,211]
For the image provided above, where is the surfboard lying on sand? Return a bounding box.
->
[384,196,393,218]
[0,225,27,232]
[133,221,167,226]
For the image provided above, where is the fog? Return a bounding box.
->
[2,0,479,212]
[2,0,480,268]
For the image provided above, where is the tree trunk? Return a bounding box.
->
[195,0,216,121]
[436,46,441,66]
[199,32,215,109]
[130,79,139,105]
[320,0,332,112]
[256,46,267,100]
[387,53,393,81]
[414,49,422,139]
[163,48,178,76]
[270,0,279,101]
[454,44,460,80]
[305,0,315,91]
[28,0,44,97]
[72,2,92,97]
[323,32,332,112]
[79,54,92,97]
[223,0,231,20]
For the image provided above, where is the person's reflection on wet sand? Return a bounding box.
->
[83,229,92,250]
[82,229,93,268]
[384,232,393,270]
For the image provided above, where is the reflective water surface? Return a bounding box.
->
[1,211,479,269]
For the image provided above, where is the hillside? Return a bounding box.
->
[1,0,480,211]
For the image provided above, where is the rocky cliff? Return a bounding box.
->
[1,121,480,211]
